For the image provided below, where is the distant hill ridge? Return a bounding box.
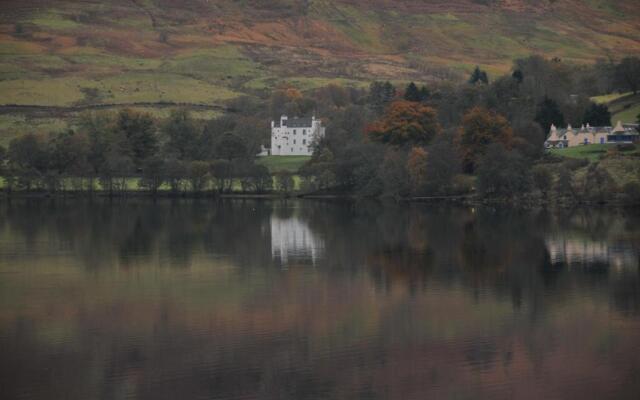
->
[0,0,639,109]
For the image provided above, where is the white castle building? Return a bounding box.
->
[268,115,326,156]
[544,121,639,148]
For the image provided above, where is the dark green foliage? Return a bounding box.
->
[404,82,430,102]
[215,132,248,161]
[139,156,166,195]
[423,139,461,195]
[0,145,6,175]
[115,109,158,167]
[622,181,640,203]
[512,69,523,83]
[240,164,272,193]
[275,171,295,194]
[419,86,430,102]
[615,57,640,94]
[563,158,589,171]
[164,158,187,193]
[532,165,552,197]
[210,159,233,192]
[99,151,134,195]
[404,82,421,102]
[582,163,617,203]
[582,103,611,127]
[368,81,396,111]
[162,109,199,160]
[469,66,489,85]
[535,97,565,133]
[512,121,545,160]
[187,161,209,192]
[476,144,532,198]
[380,149,410,198]
[555,167,576,198]
[47,130,89,177]
[331,143,384,195]
[300,147,337,191]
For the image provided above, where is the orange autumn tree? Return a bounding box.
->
[459,106,513,173]
[366,100,442,147]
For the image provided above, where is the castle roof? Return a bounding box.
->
[274,117,314,128]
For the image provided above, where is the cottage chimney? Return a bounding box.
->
[614,120,623,132]
[567,124,572,131]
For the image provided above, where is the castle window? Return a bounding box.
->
[294,140,296,144]
[303,139,306,145]
[303,129,306,135]
[293,129,297,135]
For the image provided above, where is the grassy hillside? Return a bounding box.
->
[0,0,639,140]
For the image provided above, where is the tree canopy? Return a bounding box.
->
[582,103,611,127]
[366,101,442,147]
[459,107,513,173]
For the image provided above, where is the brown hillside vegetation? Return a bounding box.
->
[0,0,638,122]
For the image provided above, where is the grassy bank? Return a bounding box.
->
[549,144,640,161]
[257,156,310,173]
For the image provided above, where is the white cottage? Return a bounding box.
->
[545,121,639,148]
[269,115,325,156]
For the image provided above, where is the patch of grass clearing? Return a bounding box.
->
[257,156,310,173]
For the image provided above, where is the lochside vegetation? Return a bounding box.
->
[0,56,639,204]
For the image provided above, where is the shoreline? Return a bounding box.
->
[1,189,637,207]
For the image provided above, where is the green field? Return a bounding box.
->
[592,92,640,124]
[549,144,617,161]
[257,156,311,173]
[549,143,640,161]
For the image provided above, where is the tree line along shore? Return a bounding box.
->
[0,56,639,205]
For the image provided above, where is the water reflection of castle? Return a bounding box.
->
[545,237,638,269]
[270,216,324,265]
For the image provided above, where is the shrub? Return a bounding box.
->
[532,165,553,196]
[622,181,640,203]
[476,144,532,198]
[563,158,589,171]
[617,143,636,152]
[555,168,575,199]
[275,171,295,195]
[582,164,617,203]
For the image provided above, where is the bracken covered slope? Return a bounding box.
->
[0,0,638,111]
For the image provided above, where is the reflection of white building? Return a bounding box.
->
[545,237,638,269]
[271,216,324,265]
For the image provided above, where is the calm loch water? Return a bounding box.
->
[0,199,639,400]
